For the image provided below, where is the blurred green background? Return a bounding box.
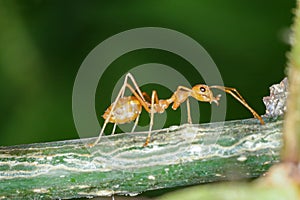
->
[0,0,295,146]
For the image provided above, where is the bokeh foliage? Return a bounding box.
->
[0,0,295,145]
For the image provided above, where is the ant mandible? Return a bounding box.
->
[91,73,264,147]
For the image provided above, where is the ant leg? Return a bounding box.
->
[122,73,146,102]
[91,78,128,147]
[125,83,151,113]
[112,73,145,135]
[226,88,264,125]
[143,90,157,147]
[142,92,151,103]
[221,86,248,103]
[124,73,164,113]
[210,85,265,125]
[91,73,147,147]
[124,84,164,146]
[186,98,192,124]
[112,123,117,135]
[131,113,140,132]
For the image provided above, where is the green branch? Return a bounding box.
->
[0,117,282,199]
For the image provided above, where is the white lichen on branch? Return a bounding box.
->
[263,78,288,118]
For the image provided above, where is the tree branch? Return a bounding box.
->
[0,117,282,199]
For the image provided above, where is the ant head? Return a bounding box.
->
[191,84,221,105]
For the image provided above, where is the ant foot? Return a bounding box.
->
[143,137,150,147]
[86,143,96,148]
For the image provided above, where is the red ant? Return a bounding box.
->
[91,73,264,147]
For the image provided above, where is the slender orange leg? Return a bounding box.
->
[119,74,148,132]
[91,83,125,146]
[124,87,165,146]
[142,92,151,103]
[112,123,117,135]
[120,73,146,102]
[121,84,164,147]
[125,84,151,112]
[143,90,159,147]
[210,86,265,125]
[177,88,193,124]
[186,98,192,124]
[91,74,149,147]
[131,114,140,133]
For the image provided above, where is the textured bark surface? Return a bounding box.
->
[0,117,282,199]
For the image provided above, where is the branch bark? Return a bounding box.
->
[0,117,282,199]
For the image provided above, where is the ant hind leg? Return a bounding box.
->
[90,77,128,147]
[112,123,117,135]
[131,114,140,133]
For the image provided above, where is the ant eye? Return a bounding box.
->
[200,87,206,92]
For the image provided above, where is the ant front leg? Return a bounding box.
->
[210,85,265,125]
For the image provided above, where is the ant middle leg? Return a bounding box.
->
[186,98,192,124]
[143,90,160,147]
